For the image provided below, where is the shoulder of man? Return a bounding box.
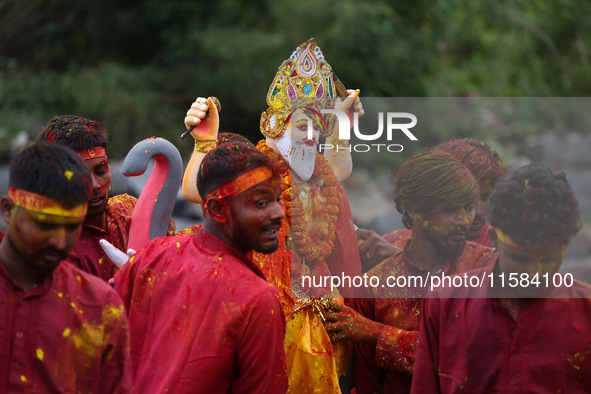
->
[55,260,124,308]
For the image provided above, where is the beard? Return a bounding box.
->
[290,142,317,181]
[275,131,318,181]
[422,229,468,260]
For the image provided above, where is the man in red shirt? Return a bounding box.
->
[116,142,288,393]
[412,164,591,393]
[324,150,498,394]
[359,138,505,271]
[37,115,175,281]
[0,143,132,393]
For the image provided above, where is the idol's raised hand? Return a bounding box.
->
[335,89,364,117]
[184,97,220,141]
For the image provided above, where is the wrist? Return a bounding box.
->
[194,139,217,153]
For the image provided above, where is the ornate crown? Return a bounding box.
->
[260,38,338,139]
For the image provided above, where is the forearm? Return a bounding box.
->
[182,148,208,203]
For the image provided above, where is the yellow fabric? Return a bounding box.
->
[284,308,353,394]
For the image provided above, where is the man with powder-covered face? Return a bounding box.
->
[323,149,498,394]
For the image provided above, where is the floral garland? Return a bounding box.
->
[256,140,340,262]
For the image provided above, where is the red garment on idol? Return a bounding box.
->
[0,260,132,393]
[115,231,288,394]
[383,224,492,249]
[354,240,497,394]
[66,194,136,281]
[411,264,591,393]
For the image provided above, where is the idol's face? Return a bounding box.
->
[84,156,111,218]
[3,202,83,274]
[226,175,285,255]
[417,204,476,258]
[283,109,321,182]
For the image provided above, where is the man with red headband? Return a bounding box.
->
[412,164,591,393]
[0,143,132,393]
[358,138,505,272]
[324,150,498,394]
[115,142,288,393]
[37,115,175,281]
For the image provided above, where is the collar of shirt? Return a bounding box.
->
[0,259,54,299]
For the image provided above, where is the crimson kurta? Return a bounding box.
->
[0,260,132,393]
[115,231,288,394]
[66,194,136,281]
[411,264,591,393]
[354,240,497,394]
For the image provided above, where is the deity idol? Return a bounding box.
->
[183,38,363,393]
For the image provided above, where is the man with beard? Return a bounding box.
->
[323,150,498,394]
[37,115,175,281]
[411,164,590,393]
[358,138,505,272]
[182,39,363,393]
[115,143,288,393]
[0,143,132,393]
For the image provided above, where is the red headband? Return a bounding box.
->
[78,147,106,160]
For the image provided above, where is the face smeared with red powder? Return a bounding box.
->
[6,206,83,274]
[225,175,285,255]
[84,157,112,218]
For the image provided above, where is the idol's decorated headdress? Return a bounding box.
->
[260,38,340,139]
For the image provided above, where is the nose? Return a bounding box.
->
[48,226,67,250]
[474,199,485,219]
[91,174,100,190]
[455,209,474,228]
[271,201,285,221]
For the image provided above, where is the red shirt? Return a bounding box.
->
[67,194,136,281]
[354,240,497,394]
[411,264,591,393]
[115,231,288,394]
[0,260,132,393]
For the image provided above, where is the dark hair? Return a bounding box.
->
[489,164,580,249]
[197,142,278,198]
[218,132,254,147]
[9,143,92,207]
[37,115,108,152]
[394,150,479,229]
[437,138,505,185]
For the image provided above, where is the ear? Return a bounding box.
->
[1,196,15,226]
[205,198,227,224]
[487,226,498,250]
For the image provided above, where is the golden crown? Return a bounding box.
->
[260,38,338,139]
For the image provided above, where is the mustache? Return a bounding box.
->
[37,247,69,260]
[263,220,284,230]
[448,227,469,236]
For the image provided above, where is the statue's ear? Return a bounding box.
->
[206,198,227,224]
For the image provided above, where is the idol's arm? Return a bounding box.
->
[323,90,363,182]
[182,97,220,203]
